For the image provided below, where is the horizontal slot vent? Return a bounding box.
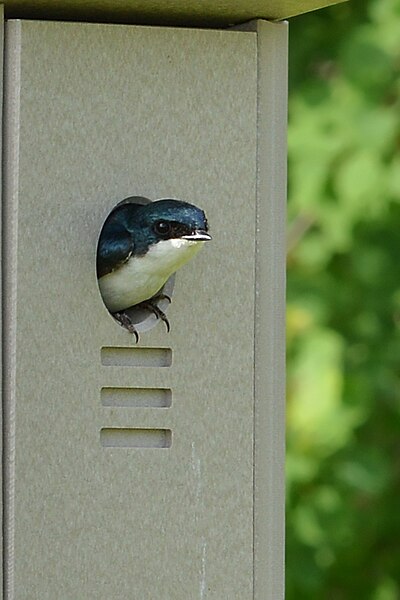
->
[101,387,172,408]
[101,346,172,367]
[100,428,172,448]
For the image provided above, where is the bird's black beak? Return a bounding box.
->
[181,229,212,241]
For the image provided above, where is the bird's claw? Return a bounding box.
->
[113,311,140,343]
[140,299,170,333]
[155,293,172,304]
[113,297,170,340]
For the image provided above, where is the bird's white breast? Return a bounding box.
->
[98,238,205,313]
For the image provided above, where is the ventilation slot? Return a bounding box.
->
[101,346,172,367]
[101,387,171,408]
[100,428,172,448]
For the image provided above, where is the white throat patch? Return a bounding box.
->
[99,238,205,313]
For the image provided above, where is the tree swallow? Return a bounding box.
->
[97,198,211,341]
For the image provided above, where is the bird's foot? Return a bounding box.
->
[154,292,172,304]
[113,311,140,343]
[139,298,170,333]
[113,294,171,340]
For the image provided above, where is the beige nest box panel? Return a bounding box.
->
[0,0,345,597]
[2,17,286,599]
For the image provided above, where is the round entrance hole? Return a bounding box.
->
[97,195,175,335]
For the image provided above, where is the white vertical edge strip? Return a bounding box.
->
[253,19,288,600]
[3,18,21,600]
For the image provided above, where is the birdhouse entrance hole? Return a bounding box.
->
[97,196,175,336]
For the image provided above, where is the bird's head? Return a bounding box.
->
[97,197,211,322]
[126,199,211,255]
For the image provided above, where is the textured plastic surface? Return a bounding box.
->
[2,19,286,599]
[2,0,347,26]
[252,20,287,600]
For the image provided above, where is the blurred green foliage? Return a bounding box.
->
[286,0,400,597]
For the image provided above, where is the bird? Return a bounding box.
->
[97,197,211,341]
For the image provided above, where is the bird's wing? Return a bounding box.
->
[97,200,148,278]
[97,219,134,278]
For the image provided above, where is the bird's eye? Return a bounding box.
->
[154,221,172,237]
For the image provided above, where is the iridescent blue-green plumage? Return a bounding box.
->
[97,198,211,314]
[97,199,209,277]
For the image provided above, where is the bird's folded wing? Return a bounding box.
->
[97,221,134,278]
